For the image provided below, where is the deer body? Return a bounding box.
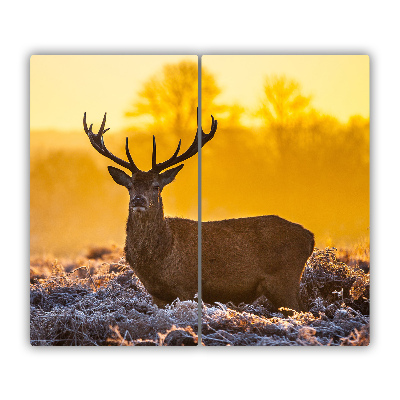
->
[202,216,314,310]
[83,112,314,311]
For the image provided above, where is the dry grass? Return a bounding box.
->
[30,247,199,346]
[30,245,369,346]
[201,247,369,346]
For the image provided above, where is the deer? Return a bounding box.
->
[83,112,314,311]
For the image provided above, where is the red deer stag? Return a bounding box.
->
[83,112,314,311]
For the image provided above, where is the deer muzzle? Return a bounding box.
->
[130,195,148,212]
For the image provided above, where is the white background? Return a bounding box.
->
[1,0,398,398]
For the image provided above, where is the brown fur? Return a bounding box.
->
[202,216,314,310]
[125,212,198,307]
[124,192,314,310]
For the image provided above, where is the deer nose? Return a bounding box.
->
[130,195,147,208]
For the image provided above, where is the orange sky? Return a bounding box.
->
[31,55,368,132]
[30,55,197,131]
[203,55,369,124]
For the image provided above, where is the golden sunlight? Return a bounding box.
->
[30,55,369,256]
[202,55,369,250]
[30,55,198,256]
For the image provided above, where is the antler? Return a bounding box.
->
[83,112,218,175]
[83,112,140,174]
[151,115,218,173]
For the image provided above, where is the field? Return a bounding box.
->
[29,56,369,347]
[30,244,369,346]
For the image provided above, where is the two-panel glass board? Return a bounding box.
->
[30,55,369,346]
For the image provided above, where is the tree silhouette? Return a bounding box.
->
[255,75,316,155]
[125,60,221,139]
[255,74,369,177]
[257,75,312,131]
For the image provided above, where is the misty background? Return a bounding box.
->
[30,58,369,256]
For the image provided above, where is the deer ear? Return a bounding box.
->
[108,166,132,188]
[159,165,184,187]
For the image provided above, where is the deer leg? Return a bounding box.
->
[256,275,301,312]
[151,295,169,308]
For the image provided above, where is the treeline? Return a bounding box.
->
[202,113,369,248]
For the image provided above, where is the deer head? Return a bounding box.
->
[83,112,217,215]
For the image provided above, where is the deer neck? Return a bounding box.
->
[125,201,173,271]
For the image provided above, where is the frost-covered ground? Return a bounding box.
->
[30,246,369,346]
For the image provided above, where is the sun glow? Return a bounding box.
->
[30,55,369,256]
